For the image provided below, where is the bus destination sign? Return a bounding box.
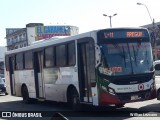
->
[104,31,144,39]
[126,32,142,38]
[97,29,149,41]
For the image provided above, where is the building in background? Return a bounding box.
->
[0,46,7,76]
[6,28,28,50]
[6,23,79,51]
[142,22,160,60]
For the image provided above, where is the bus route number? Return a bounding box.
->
[104,32,114,38]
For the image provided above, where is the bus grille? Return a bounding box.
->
[116,90,151,102]
[112,77,150,85]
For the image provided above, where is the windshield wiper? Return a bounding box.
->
[144,44,149,65]
[132,43,150,67]
[134,40,142,56]
[122,46,126,67]
[132,45,138,66]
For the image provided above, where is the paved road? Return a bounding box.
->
[0,95,160,120]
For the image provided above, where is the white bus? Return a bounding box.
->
[5,28,156,108]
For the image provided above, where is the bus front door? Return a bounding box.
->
[9,56,16,95]
[77,41,95,103]
[34,51,45,99]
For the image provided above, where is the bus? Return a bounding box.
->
[5,28,156,108]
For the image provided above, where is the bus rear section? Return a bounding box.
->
[96,28,156,106]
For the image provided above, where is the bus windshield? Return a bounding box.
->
[100,41,153,76]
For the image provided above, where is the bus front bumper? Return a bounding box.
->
[99,89,156,105]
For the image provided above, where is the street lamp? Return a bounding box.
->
[137,3,153,23]
[137,2,157,60]
[103,13,117,28]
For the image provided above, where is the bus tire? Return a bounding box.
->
[5,92,8,95]
[68,89,81,110]
[157,89,160,100]
[115,103,125,108]
[22,86,31,104]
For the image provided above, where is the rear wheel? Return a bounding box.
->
[22,86,31,104]
[68,89,81,110]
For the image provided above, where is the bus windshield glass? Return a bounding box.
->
[100,41,153,76]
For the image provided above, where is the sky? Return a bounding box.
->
[0,0,160,46]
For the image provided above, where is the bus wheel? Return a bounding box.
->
[115,104,125,108]
[68,89,81,110]
[157,89,160,100]
[22,86,30,104]
[5,92,8,95]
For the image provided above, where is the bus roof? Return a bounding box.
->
[5,30,94,55]
[5,27,148,55]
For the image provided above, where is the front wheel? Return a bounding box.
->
[5,91,8,95]
[157,89,160,100]
[115,104,125,108]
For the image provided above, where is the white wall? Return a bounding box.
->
[27,27,36,45]
[0,46,7,62]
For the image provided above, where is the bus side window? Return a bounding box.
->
[56,44,67,66]
[68,42,76,66]
[15,53,24,70]
[45,47,54,67]
[24,51,33,69]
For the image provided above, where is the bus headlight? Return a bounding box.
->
[101,86,116,95]
[108,87,116,95]
[150,83,155,91]
[101,86,107,92]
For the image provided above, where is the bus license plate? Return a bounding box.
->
[131,95,139,100]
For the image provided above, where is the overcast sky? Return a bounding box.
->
[0,0,160,46]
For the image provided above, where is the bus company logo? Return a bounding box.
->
[2,112,11,117]
[1,112,42,118]
[138,84,144,91]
